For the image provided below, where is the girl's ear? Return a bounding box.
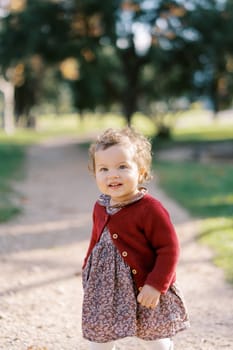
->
[139,167,146,183]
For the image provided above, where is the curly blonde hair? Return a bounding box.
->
[88,127,152,183]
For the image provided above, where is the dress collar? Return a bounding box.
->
[98,187,147,214]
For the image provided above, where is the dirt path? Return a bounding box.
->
[0,137,232,350]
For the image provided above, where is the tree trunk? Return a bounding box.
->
[123,88,137,126]
[210,76,220,119]
[0,77,15,134]
[120,46,142,126]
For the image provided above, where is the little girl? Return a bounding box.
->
[82,127,189,350]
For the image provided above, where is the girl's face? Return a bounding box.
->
[94,144,142,205]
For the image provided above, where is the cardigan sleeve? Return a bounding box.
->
[142,198,180,293]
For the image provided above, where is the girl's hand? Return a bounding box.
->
[137,284,161,309]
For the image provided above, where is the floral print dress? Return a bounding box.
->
[82,193,189,343]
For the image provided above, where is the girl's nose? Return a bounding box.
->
[108,170,119,178]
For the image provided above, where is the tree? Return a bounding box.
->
[1,0,233,131]
[116,0,233,125]
[0,0,71,127]
[0,0,119,126]
[184,0,233,114]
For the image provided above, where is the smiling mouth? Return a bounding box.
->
[109,183,122,188]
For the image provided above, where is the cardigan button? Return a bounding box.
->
[122,251,128,257]
[132,269,137,275]
[112,233,118,239]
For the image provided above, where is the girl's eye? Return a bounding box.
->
[119,164,127,169]
[99,167,108,172]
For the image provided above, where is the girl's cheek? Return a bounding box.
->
[96,173,105,183]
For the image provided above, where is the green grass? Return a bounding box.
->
[0,143,25,222]
[154,159,233,284]
[173,124,233,141]
[154,161,233,218]
[199,217,233,283]
[0,113,126,145]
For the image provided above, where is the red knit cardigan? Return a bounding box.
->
[83,193,180,294]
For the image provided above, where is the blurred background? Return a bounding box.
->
[0,0,232,284]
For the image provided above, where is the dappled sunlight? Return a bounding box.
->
[0,272,78,297]
[0,213,90,236]
[0,214,90,296]
[0,213,92,257]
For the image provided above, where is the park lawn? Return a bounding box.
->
[173,122,233,141]
[154,160,233,284]
[199,217,233,282]
[0,106,232,252]
[0,143,25,222]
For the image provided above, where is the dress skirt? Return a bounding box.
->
[82,228,189,343]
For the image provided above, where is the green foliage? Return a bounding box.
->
[0,1,70,66]
[1,0,233,127]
